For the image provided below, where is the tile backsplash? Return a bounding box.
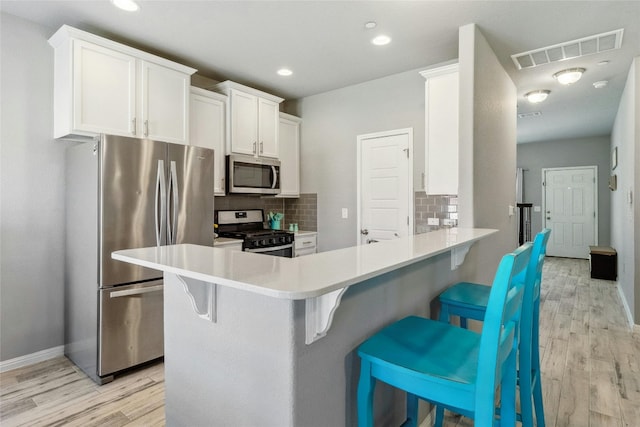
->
[414,192,458,234]
[214,194,318,231]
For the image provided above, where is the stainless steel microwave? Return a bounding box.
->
[226,154,280,195]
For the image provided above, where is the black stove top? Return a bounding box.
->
[216,209,294,250]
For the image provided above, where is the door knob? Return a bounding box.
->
[367,239,378,244]
[546,217,551,220]
[360,229,369,235]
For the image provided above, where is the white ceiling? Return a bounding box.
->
[2,1,639,143]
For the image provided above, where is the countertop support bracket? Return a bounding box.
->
[305,287,349,345]
[451,243,473,270]
[177,275,217,322]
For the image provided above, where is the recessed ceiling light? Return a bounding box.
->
[593,80,608,89]
[553,68,586,85]
[364,21,377,29]
[371,35,391,46]
[525,90,550,103]
[111,0,139,12]
[277,68,293,77]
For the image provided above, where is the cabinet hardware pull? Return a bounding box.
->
[131,118,137,135]
[253,142,257,154]
[260,141,263,153]
[144,120,149,136]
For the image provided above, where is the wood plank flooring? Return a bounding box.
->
[1,257,638,426]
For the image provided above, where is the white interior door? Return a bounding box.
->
[357,129,413,245]
[543,167,597,258]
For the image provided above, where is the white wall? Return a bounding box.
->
[1,13,65,361]
[517,136,612,244]
[610,57,639,323]
[292,68,427,252]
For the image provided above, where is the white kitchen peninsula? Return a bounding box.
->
[113,228,497,426]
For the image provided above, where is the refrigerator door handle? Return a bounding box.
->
[168,160,179,244]
[155,160,167,247]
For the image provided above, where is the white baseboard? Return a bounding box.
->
[616,282,636,330]
[0,345,64,373]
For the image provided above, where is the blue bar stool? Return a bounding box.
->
[437,229,551,427]
[357,243,532,427]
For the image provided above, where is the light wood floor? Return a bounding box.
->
[1,257,638,426]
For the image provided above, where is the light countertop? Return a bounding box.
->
[112,228,497,300]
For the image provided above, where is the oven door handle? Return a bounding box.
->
[244,243,293,253]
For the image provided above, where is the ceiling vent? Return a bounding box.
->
[518,111,542,119]
[511,29,624,70]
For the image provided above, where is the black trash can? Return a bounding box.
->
[589,246,617,281]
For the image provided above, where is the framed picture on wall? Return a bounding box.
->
[612,147,618,170]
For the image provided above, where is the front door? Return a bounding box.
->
[357,129,413,245]
[543,167,597,258]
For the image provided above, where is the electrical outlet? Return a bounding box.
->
[427,218,440,226]
[341,208,348,219]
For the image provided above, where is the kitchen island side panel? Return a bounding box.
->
[164,251,457,426]
[291,251,455,426]
[163,272,296,426]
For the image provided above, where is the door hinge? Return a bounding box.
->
[542,181,546,186]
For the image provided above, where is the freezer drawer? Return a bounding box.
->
[98,281,164,377]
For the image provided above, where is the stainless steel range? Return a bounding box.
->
[216,209,294,257]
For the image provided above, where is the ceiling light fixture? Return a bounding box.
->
[525,90,550,103]
[111,0,139,12]
[371,35,391,46]
[364,21,377,29]
[593,80,608,89]
[553,68,586,85]
[597,60,610,66]
[277,68,293,77]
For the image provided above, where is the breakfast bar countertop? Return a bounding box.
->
[112,227,497,300]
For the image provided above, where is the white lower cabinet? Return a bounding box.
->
[277,113,301,198]
[295,233,317,257]
[189,87,227,196]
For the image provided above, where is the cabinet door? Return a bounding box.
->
[257,98,279,158]
[73,40,136,136]
[140,61,190,144]
[190,91,227,196]
[277,115,300,197]
[229,90,258,155]
[424,68,458,195]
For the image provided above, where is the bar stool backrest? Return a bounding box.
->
[475,242,532,421]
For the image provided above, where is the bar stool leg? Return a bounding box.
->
[405,393,419,427]
[357,360,376,427]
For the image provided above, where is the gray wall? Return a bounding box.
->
[517,136,612,246]
[610,57,639,322]
[291,68,428,252]
[457,24,518,285]
[1,13,65,361]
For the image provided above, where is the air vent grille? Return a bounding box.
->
[511,29,624,70]
[518,111,542,119]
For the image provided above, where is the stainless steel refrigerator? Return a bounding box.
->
[65,134,214,384]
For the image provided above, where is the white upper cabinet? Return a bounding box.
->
[277,113,301,198]
[212,81,283,159]
[140,62,190,144]
[189,87,227,196]
[49,25,196,143]
[420,62,459,195]
[71,40,137,136]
